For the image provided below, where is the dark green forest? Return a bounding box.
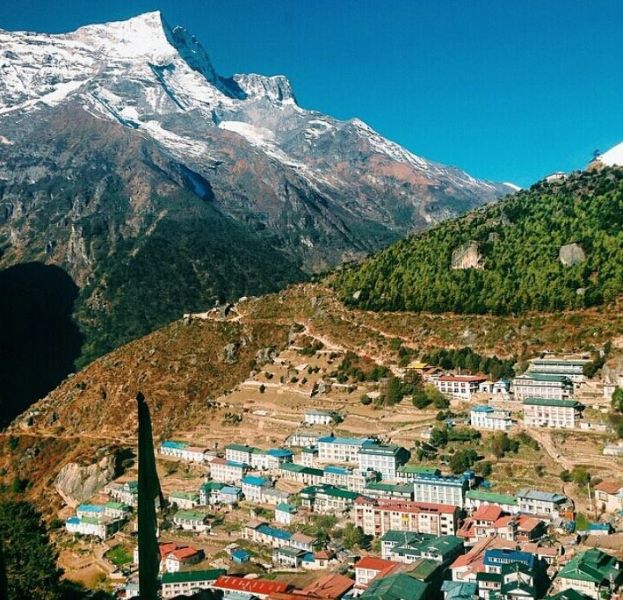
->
[333,167,623,314]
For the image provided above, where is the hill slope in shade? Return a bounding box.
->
[333,166,623,314]
[0,11,513,371]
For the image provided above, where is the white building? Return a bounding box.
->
[104,480,138,506]
[527,358,589,384]
[358,442,410,481]
[435,376,488,400]
[173,510,211,533]
[168,491,200,510]
[304,409,338,426]
[161,569,224,599]
[286,430,327,448]
[275,502,297,525]
[241,475,270,502]
[159,440,212,463]
[516,489,569,519]
[317,436,372,463]
[209,458,247,483]
[297,446,319,467]
[412,473,469,508]
[522,398,584,429]
[470,405,513,431]
[65,515,124,539]
[513,374,573,401]
[225,443,254,464]
[250,448,293,471]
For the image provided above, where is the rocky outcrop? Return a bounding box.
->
[451,241,484,270]
[559,243,586,266]
[54,456,116,507]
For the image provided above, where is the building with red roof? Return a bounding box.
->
[353,556,401,588]
[213,575,290,598]
[302,573,356,599]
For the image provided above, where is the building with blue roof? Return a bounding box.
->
[470,404,513,431]
[517,489,570,518]
[241,475,270,502]
[217,486,242,505]
[230,548,251,564]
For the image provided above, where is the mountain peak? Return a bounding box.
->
[234,73,297,104]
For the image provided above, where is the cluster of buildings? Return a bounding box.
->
[65,502,130,539]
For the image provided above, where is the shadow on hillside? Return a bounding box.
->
[0,263,83,427]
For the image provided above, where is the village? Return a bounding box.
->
[58,332,623,600]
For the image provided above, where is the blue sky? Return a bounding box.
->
[1,0,622,187]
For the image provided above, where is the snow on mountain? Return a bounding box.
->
[0,11,513,200]
[598,141,623,167]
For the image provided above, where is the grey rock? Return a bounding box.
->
[559,243,586,266]
[54,455,116,506]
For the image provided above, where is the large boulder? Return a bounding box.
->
[451,241,483,270]
[54,455,116,507]
[559,243,586,266]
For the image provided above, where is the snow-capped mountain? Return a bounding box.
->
[0,11,515,362]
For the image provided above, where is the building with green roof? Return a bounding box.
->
[364,481,413,500]
[465,489,518,512]
[161,568,226,598]
[360,572,429,600]
[556,548,622,599]
[397,464,441,482]
[513,372,574,401]
[523,397,585,429]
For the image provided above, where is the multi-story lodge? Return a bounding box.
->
[300,484,360,514]
[104,480,138,506]
[381,531,464,566]
[522,397,584,429]
[280,462,324,486]
[470,405,513,431]
[209,458,247,484]
[225,443,254,464]
[527,357,590,385]
[353,497,459,537]
[434,375,488,400]
[303,409,339,426]
[249,448,294,471]
[412,472,470,508]
[512,373,573,401]
[161,569,225,599]
[317,436,373,463]
[322,465,378,492]
[516,489,569,519]
[158,440,213,463]
[555,548,622,600]
[358,442,410,481]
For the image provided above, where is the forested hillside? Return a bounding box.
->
[334,167,623,314]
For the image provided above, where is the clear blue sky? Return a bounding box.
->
[2,0,622,187]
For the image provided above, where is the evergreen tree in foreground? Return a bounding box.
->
[0,500,62,599]
[137,392,165,600]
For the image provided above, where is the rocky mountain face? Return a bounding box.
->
[0,12,513,386]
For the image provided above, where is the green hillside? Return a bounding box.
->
[333,167,623,314]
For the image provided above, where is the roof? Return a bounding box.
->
[438,375,487,383]
[515,373,572,383]
[242,475,268,486]
[220,486,242,495]
[356,497,457,515]
[161,569,226,585]
[483,548,535,569]
[364,482,413,494]
[360,442,408,457]
[302,573,355,599]
[547,589,593,600]
[257,524,292,541]
[517,489,567,503]
[472,504,504,521]
[168,546,201,561]
[169,490,199,501]
[324,465,352,475]
[397,464,440,476]
[291,532,316,544]
[77,504,104,513]
[174,510,208,521]
[595,480,623,495]
[160,440,188,450]
[360,573,428,600]
[201,481,224,492]
[318,436,372,446]
[557,548,622,585]
[523,397,583,408]
[226,443,255,453]
[305,409,333,416]
[267,448,293,458]
[276,502,296,513]
[213,575,289,595]
[317,485,359,500]
[104,501,128,510]
[466,489,518,505]
[354,556,399,572]
[472,405,495,413]
[441,581,478,600]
